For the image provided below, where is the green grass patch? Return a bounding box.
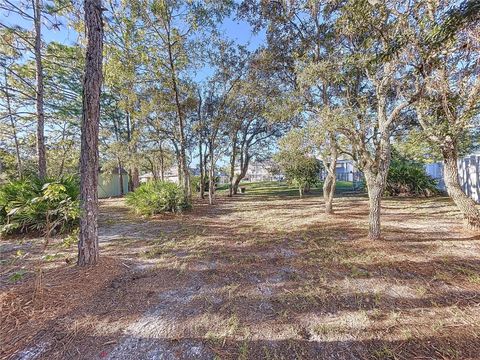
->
[217,181,356,197]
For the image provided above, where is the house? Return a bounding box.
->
[139,166,179,184]
[98,167,129,198]
[319,158,359,182]
[425,153,480,203]
[239,160,281,182]
[334,159,357,182]
[139,165,197,185]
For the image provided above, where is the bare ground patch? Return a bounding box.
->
[1,194,480,359]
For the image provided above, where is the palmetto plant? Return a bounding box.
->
[126,181,190,216]
[0,177,80,237]
[385,155,438,197]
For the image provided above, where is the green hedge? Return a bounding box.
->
[126,181,189,216]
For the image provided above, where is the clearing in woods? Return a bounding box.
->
[1,183,480,359]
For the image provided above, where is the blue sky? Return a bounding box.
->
[0,8,264,50]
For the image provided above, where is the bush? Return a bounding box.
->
[276,154,320,196]
[0,176,80,236]
[125,181,189,216]
[385,156,438,197]
[190,175,201,193]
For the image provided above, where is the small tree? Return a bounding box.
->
[307,109,342,214]
[274,129,320,198]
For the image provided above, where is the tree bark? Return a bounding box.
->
[202,147,209,197]
[208,143,215,205]
[132,166,140,188]
[166,26,190,202]
[323,173,336,214]
[199,140,205,199]
[228,131,238,197]
[128,169,134,192]
[118,159,124,195]
[3,66,22,178]
[232,137,251,195]
[442,141,480,229]
[78,0,103,267]
[33,0,47,178]
[233,153,250,195]
[364,171,386,240]
[321,133,338,214]
[159,143,165,181]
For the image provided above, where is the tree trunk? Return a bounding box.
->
[167,28,190,202]
[323,173,336,214]
[233,153,250,195]
[323,132,338,214]
[33,0,46,178]
[201,148,209,197]
[208,144,215,205]
[78,0,103,267]
[3,66,22,178]
[442,142,480,229]
[132,166,140,189]
[128,169,134,192]
[364,172,386,240]
[228,132,238,197]
[159,144,165,181]
[199,140,205,199]
[118,159,124,195]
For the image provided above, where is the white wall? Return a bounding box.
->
[425,155,480,203]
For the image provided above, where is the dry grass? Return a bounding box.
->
[1,191,480,359]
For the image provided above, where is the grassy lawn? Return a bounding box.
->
[1,183,479,359]
[216,180,358,197]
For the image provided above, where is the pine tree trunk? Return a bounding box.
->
[128,169,134,192]
[3,66,22,178]
[78,0,103,267]
[118,161,124,195]
[132,166,140,189]
[33,0,46,178]
[442,142,480,229]
[166,26,190,202]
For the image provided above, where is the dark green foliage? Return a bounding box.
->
[125,181,190,216]
[281,156,321,194]
[0,176,80,235]
[385,156,438,197]
[190,175,202,193]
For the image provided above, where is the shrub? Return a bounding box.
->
[385,156,438,197]
[190,175,201,193]
[275,154,320,196]
[0,176,80,236]
[125,181,189,216]
[274,128,321,197]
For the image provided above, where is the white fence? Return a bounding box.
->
[425,155,480,203]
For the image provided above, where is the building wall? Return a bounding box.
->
[425,155,480,203]
[98,173,129,198]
